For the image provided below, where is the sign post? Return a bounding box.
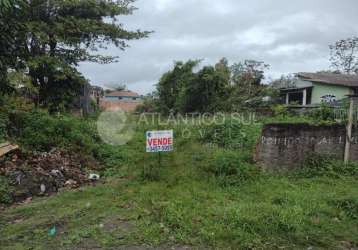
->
[146,130,174,153]
[146,130,174,168]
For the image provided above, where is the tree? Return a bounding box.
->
[329,37,358,74]
[115,84,127,91]
[0,0,26,94]
[215,57,231,84]
[187,65,230,113]
[229,60,270,110]
[155,59,232,114]
[270,74,297,89]
[2,0,150,109]
[156,60,200,114]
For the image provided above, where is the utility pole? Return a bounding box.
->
[344,94,357,164]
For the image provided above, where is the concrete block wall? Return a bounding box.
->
[254,123,358,171]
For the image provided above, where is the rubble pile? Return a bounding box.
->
[0,148,101,203]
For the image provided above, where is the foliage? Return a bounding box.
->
[272,104,289,117]
[335,198,358,219]
[270,74,297,89]
[114,84,128,91]
[298,154,358,178]
[9,110,98,153]
[307,102,336,124]
[0,110,358,248]
[189,65,230,112]
[0,0,150,110]
[0,0,26,94]
[0,112,9,142]
[155,58,272,114]
[135,94,159,113]
[228,60,271,110]
[200,116,261,150]
[27,57,88,112]
[156,60,200,114]
[329,36,358,74]
[0,176,13,204]
[205,149,260,186]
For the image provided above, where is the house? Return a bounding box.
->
[100,90,143,112]
[280,72,358,106]
[104,90,142,102]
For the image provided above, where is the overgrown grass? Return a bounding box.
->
[0,112,357,249]
[8,110,99,153]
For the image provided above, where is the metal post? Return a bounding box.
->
[344,96,355,164]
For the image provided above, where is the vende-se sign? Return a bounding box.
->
[146,130,173,153]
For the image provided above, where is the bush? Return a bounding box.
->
[200,116,260,150]
[0,176,13,204]
[8,110,98,153]
[335,198,358,219]
[307,103,336,124]
[0,112,9,142]
[298,154,358,177]
[272,104,288,117]
[204,150,260,186]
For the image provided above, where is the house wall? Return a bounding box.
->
[294,79,313,88]
[105,96,140,102]
[311,83,351,104]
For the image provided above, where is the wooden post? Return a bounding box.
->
[344,96,355,164]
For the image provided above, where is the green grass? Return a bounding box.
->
[0,115,357,249]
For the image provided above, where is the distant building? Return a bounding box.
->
[280,72,358,106]
[101,90,143,112]
[104,90,141,101]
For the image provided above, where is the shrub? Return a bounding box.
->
[272,104,288,117]
[205,150,260,186]
[0,112,9,142]
[298,154,358,177]
[335,198,358,219]
[307,103,336,124]
[200,117,260,150]
[0,176,13,204]
[8,110,98,153]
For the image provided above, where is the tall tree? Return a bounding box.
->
[215,57,231,84]
[0,0,26,94]
[188,65,230,113]
[2,0,150,108]
[329,37,358,74]
[229,60,269,109]
[157,60,199,114]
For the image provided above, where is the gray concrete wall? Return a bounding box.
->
[254,123,358,171]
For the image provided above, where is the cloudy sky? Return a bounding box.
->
[78,0,358,94]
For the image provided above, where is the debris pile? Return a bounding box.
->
[0,148,101,203]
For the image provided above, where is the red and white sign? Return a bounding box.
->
[146,130,173,153]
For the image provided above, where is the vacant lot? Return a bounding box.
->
[1,115,357,249]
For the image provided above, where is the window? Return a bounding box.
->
[288,92,303,105]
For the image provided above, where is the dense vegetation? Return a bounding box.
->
[149,59,277,114]
[0,107,357,249]
[0,0,149,111]
[1,1,358,249]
